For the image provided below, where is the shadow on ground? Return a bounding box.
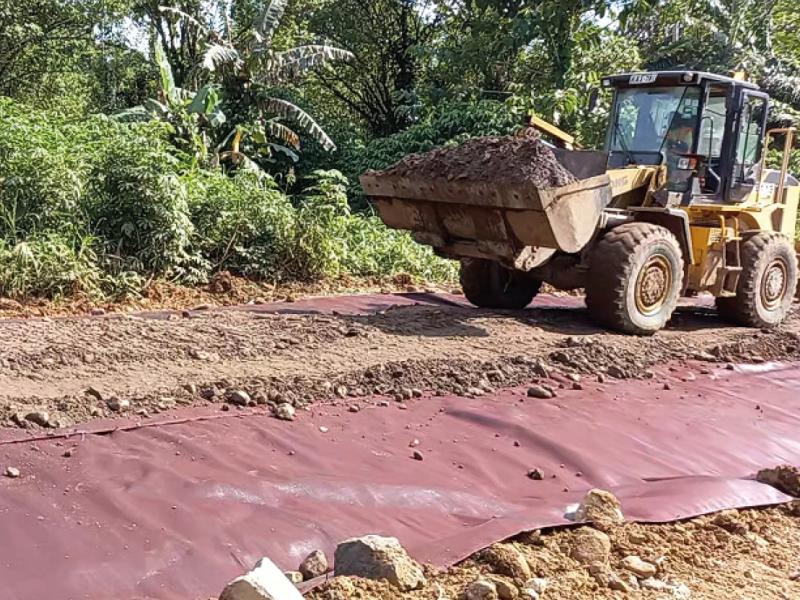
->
[340,295,737,339]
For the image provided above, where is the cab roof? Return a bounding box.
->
[602,71,761,90]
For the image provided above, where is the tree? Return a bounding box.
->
[0,0,134,108]
[145,0,351,171]
[133,1,206,88]
[305,0,438,136]
[625,0,800,110]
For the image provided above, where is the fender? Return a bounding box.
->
[626,207,694,265]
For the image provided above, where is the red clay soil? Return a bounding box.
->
[371,136,578,188]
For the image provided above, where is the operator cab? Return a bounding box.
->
[602,71,781,206]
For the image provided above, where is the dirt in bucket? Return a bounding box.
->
[371,135,578,189]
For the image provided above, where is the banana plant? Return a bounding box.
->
[162,0,353,159]
[114,41,227,164]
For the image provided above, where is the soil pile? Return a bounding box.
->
[308,505,800,600]
[372,136,578,189]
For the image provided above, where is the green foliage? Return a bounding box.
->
[146,0,353,170]
[0,100,85,238]
[291,170,455,280]
[184,169,295,277]
[88,129,203,279]
[0,233,105,299]
[0,97,452,299]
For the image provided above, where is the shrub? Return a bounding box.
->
[184,169,296,278]
[292,170,456,281]
[86,125,204,280]
[0,99,86,240]
[0,98,455,300]
[0,233,105,299]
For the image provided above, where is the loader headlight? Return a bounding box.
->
[677,157,697,170]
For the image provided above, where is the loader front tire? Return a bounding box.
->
[715,232,797,329]
[586,223,684,335]
[459,258,540,310]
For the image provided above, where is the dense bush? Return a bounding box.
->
[0,98,453,300]
[293,170,455,281]
[0,233,105,298]
[184,169,296,278]
[88,129,202,280]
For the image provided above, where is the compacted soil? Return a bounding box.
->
[0,292,798,430]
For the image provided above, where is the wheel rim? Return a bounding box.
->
[635,254,673,316]
[761,258,788,310]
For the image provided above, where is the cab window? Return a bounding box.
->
[734,94,767,185]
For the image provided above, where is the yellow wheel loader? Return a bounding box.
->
[361,71,799,335]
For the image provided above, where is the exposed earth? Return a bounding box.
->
[1,288,799,600]
[309,504,800,600]
[1,291,799,430]
[370,136,578,188]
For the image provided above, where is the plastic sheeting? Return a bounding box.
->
[0,360,797,600]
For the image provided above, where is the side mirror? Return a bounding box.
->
[587,89,599,112]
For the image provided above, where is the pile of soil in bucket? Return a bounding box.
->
[371,135,578,189]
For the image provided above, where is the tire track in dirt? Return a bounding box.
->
[0,297,798,429]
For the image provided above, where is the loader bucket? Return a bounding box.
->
[360,150,612,271]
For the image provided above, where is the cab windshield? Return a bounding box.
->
[608,86,702,164]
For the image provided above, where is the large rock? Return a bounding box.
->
[219,557,304,600]
[574,489,625,525]
[570,527,611,565]
[333,535,426,591]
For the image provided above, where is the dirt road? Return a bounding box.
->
[1,292,799,600]
[0,293,798,429]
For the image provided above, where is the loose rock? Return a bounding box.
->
[284,571,303,585]
[5,466,20,478]
[299,549,329,580]
[228,390,251,406]
[106,397,130,413]
[479,543,531,582]
[219,557,304,600]
[333,534,426,591]
[574,488,625,525]
[465,578,499,600]
[622,555,657,578]
[569,527,611,565]
[25,411,50,427]
[527,469,544,481]
[273,403,296,421]
[756,465,800,497]
[527,385,554,399]
[523,578,548,595]
[486,575,518,600]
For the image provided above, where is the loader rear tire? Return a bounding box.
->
[715,232,797,329]
[586,223,684,335]
[459,258,540,309]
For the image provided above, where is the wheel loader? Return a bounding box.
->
[361,70,800,335]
